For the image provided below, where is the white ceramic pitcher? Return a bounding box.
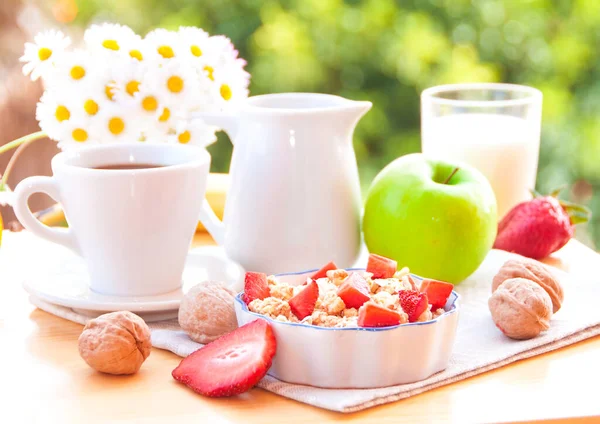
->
[197,93,371,274]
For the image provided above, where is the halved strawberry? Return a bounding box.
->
[398,290,429,323]
[420,279,453,310]
[366,253,397,279]
[289,279,319,319]
[242,272,270,305]
[172,319,276,397]
[310,261,338,280]
[337,272,370,309]
[357,303,401,327]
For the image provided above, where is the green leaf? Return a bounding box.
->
[560,199,592,225]
[549,185,567,198]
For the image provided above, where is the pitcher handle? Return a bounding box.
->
[193,111,239,246]
[192,111,239,144]
[199,199,225,245]
[13,176,80,254]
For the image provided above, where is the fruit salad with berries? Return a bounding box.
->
[242,253,454,328]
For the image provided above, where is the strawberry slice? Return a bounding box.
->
[367,253,397,279]
[420,279,454,310]
[242,272,270,305]
[310,261,338,280]
[358,303,401,327]
[398,290,429,322]
[172,319,276,397]
[337,272,370,309]
[289,279,319,319]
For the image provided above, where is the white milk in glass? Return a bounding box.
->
[422,113,540,218]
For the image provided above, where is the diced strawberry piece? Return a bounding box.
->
[367,253,397,279]
[357,303,401,327]
[337,272,370,309]
[398,290,429,323]
[172,319,276,397]
[289,279,319,320]
[242,272,270,305]
[420,279,454,310]
[310,261,338,280]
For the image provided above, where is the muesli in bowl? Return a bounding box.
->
[234,253,460,389]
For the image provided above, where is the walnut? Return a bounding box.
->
[178,281,238,344]
[493,258,563,313]
[78,311,151,375]
[488,278,553,340]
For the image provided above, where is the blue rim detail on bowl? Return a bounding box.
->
[235,268,460,332]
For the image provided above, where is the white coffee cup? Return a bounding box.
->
[13,144,213,297]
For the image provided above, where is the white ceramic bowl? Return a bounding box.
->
[234,268,460,389]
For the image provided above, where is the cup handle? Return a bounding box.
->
[199,199,225,245]
[13,176,80,254]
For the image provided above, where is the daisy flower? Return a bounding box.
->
[177,26,210,61]
[44,49,97,88]
[210,71,249,109]
[84,23,139,54]
[20,29,71,81]
[145,59,199,107]
[55,110,95,148]
[36,90,75,140]
[91,104,143,143]
[124,36,160,63]
[110,59,149,105]
[168,117,217,147]
[145,29,184,60]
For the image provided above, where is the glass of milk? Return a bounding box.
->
[421,83,542,219]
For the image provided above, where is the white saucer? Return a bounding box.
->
[21,244,245,314]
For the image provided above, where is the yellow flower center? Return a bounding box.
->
[102,40,120,51]
[129,49,143,60]
[70,66,86,80]
[190,45,202,57]
[167,76,184,93]
[158,107,171,122]
[142,96,158,112]
[38,47,52,61]
[72,129,88,142]
[105,83,115,101]
[220,84,232,101]
[178,131,191,144]
[203,66,214,81]
[108,117,125,135]
[158,45,174,58]
[55,105,70,122]
[126,80,140,96]
[84,99,99,115]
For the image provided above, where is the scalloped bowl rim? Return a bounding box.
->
[235,267,460,331]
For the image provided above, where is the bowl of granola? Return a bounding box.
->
[234,254,460,389]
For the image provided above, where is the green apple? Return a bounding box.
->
[363,153,497,284]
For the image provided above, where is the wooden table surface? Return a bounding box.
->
[1,232,599,424]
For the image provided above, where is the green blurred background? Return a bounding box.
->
[1,0,599,248]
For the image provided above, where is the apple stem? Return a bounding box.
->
[443,167,460,185]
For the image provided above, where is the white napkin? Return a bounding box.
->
[5,231,600,412]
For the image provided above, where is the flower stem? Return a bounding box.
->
[0,131,48,189]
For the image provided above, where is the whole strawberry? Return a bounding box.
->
[493,190,590,259]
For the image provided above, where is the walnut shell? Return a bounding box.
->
[78,311,151,375]
[178,281,238,344]
[493,258,563,313]
[488,278,553,340]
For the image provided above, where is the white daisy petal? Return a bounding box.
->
[0,189,15,207]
